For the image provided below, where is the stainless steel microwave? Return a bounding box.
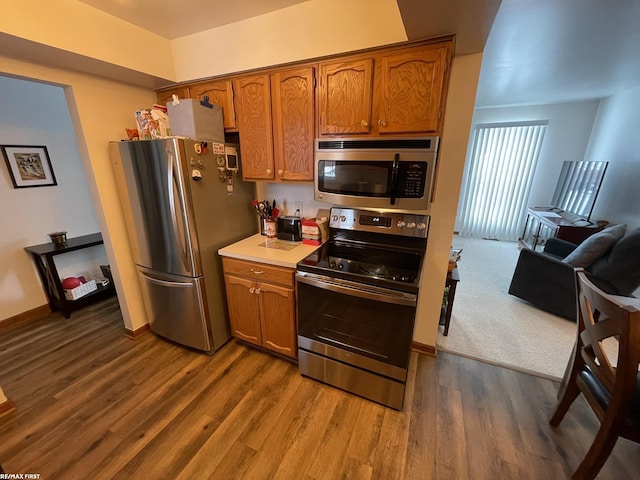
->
[314,137,439,210]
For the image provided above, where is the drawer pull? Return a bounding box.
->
[255,288,261,294]
[250,269,264,275]
[249,287,255,293]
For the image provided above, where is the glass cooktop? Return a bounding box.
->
[298,240,424,293]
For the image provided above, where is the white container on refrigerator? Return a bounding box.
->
[166,100,225,142]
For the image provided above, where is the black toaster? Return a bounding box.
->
[276,216,302,242]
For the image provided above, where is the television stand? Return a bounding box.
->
[519,207,605,251]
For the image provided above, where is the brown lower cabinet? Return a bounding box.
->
[222,257,297,359]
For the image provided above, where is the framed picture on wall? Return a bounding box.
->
[1,145,57,188]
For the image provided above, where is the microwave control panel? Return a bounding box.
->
[396,162,428,198]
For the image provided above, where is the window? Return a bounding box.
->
[456,121,548,241]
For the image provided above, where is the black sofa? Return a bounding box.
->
[508,225,640,320]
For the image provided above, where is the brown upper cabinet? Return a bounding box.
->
[155,86,190,108]
[155,37,453,180]
[233,67,315,182]
[232,74,275,180]
[318,41,452,136]
[189,79,237,130]
[319,59,373,135]
[271,67,315,181]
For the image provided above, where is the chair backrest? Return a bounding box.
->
[575,268,640,423]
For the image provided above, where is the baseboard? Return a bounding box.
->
[124,323,150,339]
[0,304,50,331]
[0,399,16,418]
[412,341,437,357]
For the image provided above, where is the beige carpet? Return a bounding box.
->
[436,236,577,380]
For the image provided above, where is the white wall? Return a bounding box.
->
[0,75,106,321]
[1,54,159,331]
[260,183,326,219]
[1,0,175,80]
[471,101,601,211]
[171,0,407,81]
[413,53,483,347]
[584,85,640,231]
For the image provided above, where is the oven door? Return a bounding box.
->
[296,271,417,381]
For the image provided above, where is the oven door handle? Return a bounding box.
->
[296,272,417,306]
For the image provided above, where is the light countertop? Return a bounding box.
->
[218,234,321,269]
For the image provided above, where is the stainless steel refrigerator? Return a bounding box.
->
[109,138,256,353]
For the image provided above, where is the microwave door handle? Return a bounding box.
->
[390,153,400,205]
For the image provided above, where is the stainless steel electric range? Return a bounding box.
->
[296,208,429,410]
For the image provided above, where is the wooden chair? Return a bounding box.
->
[550,268,640,479]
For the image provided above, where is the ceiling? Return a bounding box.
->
[475,0,640,107]
[74,0,640,107]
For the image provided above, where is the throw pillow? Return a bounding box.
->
[563,223,627,268]
[591,226,640,295]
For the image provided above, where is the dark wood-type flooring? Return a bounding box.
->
[1,297,639,479]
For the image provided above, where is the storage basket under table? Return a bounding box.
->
[64,279,97,300]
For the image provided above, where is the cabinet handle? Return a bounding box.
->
[250,269,264,275]
[378,119,386,126]
[255,287,261,294]
[235,330,258,342]
[265,340,290,353]
[360,120,369,127]
[266,169,272,174]
[249,287,255,293]
[278,169,284,176]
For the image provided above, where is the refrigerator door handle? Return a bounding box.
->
[139,269,192,287]
[167,149,193,273]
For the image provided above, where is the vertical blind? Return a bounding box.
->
[456,121,548,241]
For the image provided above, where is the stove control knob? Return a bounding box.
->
[337,262,344,270]
[331,214,339,222]
[417,222,427,230]
[329,260,336,268]
[397,221,406,228]
[407,222,416,229]
[340,215,347,222]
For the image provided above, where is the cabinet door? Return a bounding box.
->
[375,44,450,134]
[258,282,297,358]
[271,67,315,181]
[319,59,373,135]
[156,87,190,107]
[190,79,237,130]
[224,275,262,346]
[232,74,275,180]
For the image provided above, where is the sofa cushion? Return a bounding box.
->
[591,227,640,295]
[563,224,627,268]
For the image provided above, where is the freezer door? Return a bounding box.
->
[113,138,201,277]
[137,267,214,352]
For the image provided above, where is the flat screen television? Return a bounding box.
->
[551,161,608,220]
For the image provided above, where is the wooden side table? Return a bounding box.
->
[440,267,460,336]
[24,233,115,318]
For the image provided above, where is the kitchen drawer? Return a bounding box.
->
[222,257,295,286]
